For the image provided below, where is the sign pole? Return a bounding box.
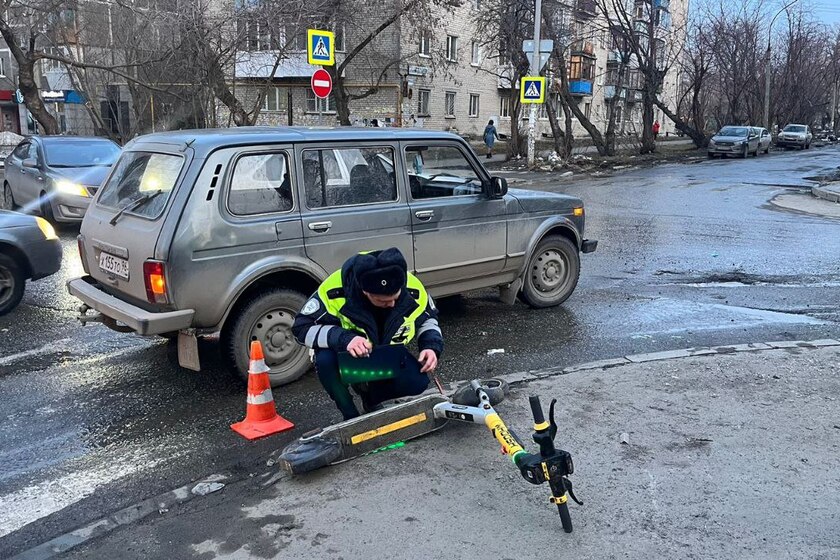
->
[527,0,542,167]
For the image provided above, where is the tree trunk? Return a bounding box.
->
[545,94,567,157]
[328,67,352,126]
[654,97,707,147]
[640,85,656,154]
[18,59,60,135]
[561,99,573,158]
[206,56,251,126]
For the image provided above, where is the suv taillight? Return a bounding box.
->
[77,235,90,275]
[143,260,169,304]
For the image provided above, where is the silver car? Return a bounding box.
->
[2,136,121,222]
[68,128,597,386]
[776,124,812,150]
[707,126,761,159]
[750,127,772,154]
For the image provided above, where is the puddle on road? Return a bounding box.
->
[604,296,824,339]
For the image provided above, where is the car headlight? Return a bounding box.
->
[35,217,58,240]
[55,180,90,197]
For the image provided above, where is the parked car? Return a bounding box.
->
[775,124,812,150]
[0,210,62,315]
[68,128,598,386]
[751,127,772,154]
[2,136,121,222]
[707,126,760,158]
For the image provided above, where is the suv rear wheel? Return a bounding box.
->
[223,288,310,387]
[0,253,25,316]
[520,235,580,308]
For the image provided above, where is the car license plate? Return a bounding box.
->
[99,252,129,280]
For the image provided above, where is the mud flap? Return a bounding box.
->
[279,393,449,475]
[177,330,201,371]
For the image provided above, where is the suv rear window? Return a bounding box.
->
[97,152,183,219]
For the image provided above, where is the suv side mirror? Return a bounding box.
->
[489,176,508,198]
[22,158,37,168]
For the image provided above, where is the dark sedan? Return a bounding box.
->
[2,136,120,222]
[0,210,62,315]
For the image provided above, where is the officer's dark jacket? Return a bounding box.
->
[292,253,443,356]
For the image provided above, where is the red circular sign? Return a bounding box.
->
[311,69,333,99]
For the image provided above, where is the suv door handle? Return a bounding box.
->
[415,210,435,221]
[308,221,332,233]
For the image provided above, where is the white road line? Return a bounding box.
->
[0,449,166,538]
[0,339,73,366]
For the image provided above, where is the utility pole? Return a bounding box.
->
[527,0,542,167]
[764,0,800,130]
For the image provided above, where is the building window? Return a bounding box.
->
[472,0,481,8]
[306,89,335,113]
[0,54,5,78]
[445,91,456,117]
[262,87,287,112]
[417,89,431,116]
[468,94,479,117]
[446,35,458,62]
[419,29,431,57]
[584,102,591,120]
[569,55,594,80]
[500,95,510,118]
[470,41,480,65]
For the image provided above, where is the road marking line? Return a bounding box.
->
[0,339,72,366]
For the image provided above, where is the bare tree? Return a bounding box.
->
[0,0,63,134]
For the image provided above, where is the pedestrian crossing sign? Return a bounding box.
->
[520,76,546,104]
[307,29,335,66]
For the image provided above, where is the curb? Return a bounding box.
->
[9,474,230,560]
[812,185,840,203]
[496,339,840,387]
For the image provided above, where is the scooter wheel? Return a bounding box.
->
[279,437,342,475]
[451,378,510,406]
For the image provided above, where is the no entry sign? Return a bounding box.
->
[311,69,332,99]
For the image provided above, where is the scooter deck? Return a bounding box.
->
[279,393,449,474]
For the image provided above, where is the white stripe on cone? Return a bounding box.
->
[249,358,270,374]
[247,388,274,405]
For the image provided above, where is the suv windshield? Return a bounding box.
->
[43,140,121,167]
[718,127,749,137]
[783,125,807,133]
[97,151,183,219]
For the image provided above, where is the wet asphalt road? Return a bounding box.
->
[1,146,839,557]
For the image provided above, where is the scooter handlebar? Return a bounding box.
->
[529,395,546,425]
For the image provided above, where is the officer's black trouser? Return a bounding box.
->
[314,349,430,421]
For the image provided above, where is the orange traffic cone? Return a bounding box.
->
[231,341,295,440]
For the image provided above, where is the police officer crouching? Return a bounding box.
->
[292,248,443,420]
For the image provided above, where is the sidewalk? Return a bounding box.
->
[51,342,840,559]
[812,184,840,203]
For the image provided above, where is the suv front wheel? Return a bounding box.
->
[520,235,580,308]
[223,288,310,387]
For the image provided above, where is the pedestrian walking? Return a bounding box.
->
[653,119,661,140]
[483,119,500,159]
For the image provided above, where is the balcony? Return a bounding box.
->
[576,0,596,19]
[568,79,593,96]
[571,40,595,57]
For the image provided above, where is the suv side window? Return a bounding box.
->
[12,142,29,159]
[228,152,293,216]
[303,146,397,208]
[405,145,483,199]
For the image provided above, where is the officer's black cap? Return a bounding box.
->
[356,248,407,296]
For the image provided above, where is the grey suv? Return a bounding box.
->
[68,128,597,385]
